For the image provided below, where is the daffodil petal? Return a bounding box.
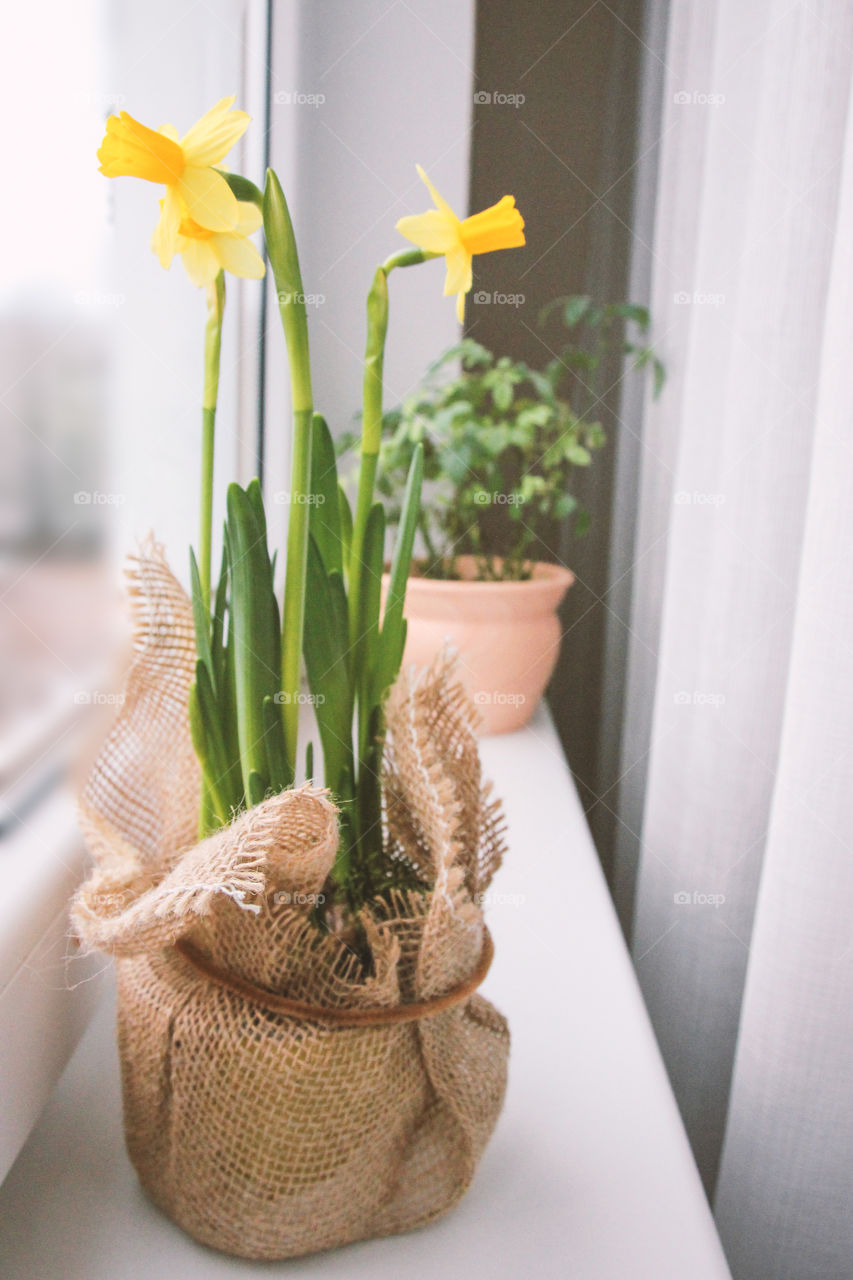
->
[443,244,472,298]
[179,237,221,287]
[176,165,239,231]
[180,95,250,166]
[235,201,263,235]
[395,209,460,254]
[212,232,266,280]
[180,94,235,132]
[151,186,182,268]
[415,164,459,222]
[456,291,466,324]
[460,195,525,255]
[97,111,184,183]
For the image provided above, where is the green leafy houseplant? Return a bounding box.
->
[368,296,663,582]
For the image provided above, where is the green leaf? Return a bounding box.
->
[223,593,241,785]
[356,697,384,853]
[585,420,607,449]
[358,503,385,652]
[566,444,592,466]
[538,297,563,327]
[248,770,267,808]
[226,482,282,802]
[356,502,385,757]
[553,493,578,519]
[338,483,353,570]
[262,694,291,793]
[653,357,666,399]
[303,535,353,791]
[558,349,598,373]
[245,476,267,537]
[309,413,342,576]
[611,302,650,328]
[427,338,491,375]
[188,683,228,830]
[378,443,423,692]
[480,424,514,456]
[189,549,213,685]
[379,615,407,687]
[219,581,243,806]
[492,379,513,412]
[564,296,592,326]
[189,664,236,824]
[517,404,551,430]
[221,171,263,208]
[540,294,591,329]
[526,369,556,402]
[327,568,350,655]
[442,446,475,485]
[210,537,229,692]
[519,475,547,504]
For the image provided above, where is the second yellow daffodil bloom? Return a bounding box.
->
[98,96,250,265]
[166,201,266,287]
[396,165,525,322]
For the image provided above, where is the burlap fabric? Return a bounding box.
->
[71,542,509,1261]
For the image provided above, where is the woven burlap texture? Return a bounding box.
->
[71,542,509,1261]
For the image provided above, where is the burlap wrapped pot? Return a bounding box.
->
[71,543,509,1261]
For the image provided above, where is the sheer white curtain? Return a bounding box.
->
[614,2,853,1276]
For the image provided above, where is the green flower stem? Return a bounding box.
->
[196,271,225,837]
[340,248,434,911]
[348,248,437,641]
[264,170,314,767]
[200,272,225,615]
[282,404,313,766]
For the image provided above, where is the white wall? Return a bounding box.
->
[109,0,476,573]
[108,0,266,580]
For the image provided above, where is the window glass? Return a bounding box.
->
[0,0,120,827]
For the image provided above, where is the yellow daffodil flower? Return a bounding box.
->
[98,97,250,265]
[165,201,265,287]
[396,165,525,322]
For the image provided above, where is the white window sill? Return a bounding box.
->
[0,786,104,1182]
[0,708,731,1279]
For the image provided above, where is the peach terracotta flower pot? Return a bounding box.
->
[389,557,575,735]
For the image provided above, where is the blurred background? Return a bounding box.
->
[0,1,120,831]
[1,0,647,861]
